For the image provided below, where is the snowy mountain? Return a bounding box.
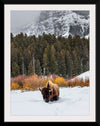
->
[13,10,89,38]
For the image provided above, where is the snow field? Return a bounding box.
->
[70,71,89,82]
[11,86,90,116]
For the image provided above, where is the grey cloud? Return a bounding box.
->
[11,11,40,32]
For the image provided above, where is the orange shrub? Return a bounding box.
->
[40,78,50,87]
[53,77,69,87]
[11,83,20,90]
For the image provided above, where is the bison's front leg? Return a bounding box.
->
[50,98,54,102]
[53,96,59,101]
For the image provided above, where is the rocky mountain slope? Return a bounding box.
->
[13,10,89,38]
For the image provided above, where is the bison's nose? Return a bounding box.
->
[45,99,49,102]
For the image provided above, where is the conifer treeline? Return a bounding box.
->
[11,32,89,78]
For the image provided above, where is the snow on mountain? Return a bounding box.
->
[13,11,89,38]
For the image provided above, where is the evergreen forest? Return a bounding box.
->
[11,32,89,78]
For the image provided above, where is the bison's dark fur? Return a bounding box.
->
[39,80,59,102]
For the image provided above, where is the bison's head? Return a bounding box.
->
[39,87,53,102]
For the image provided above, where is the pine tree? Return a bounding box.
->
[72,51,78,76]
[66,51,73,78]
[57,50,66,77]
[35,59,41,76]
[43,47,49,75]
[60,50,66,78]
[54,40,61,52]
[72,50,83,76]
[32,55,35,74]
[11,33,14,42]
[50,45,57,74]
[68,34,72,43]
[28,61,33,75]
[77,56,83,74]
[22,57,24,75]
[12,62,20,77]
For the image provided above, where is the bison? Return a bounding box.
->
[39,80,59,102]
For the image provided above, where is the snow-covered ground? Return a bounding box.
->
[77,71,89,81]
[11,86,90,116]
[69,71,89,82]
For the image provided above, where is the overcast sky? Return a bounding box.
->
[11,11,41,31]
